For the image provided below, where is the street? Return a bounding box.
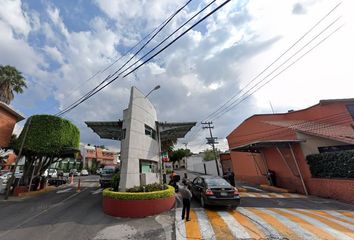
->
[175,171,354,240]
[0,175,173,240]
[0,173,354,240]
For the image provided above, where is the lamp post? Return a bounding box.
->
[145,85,160,98]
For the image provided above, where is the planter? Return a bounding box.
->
[13,186,28,196]
[102,186,176,218]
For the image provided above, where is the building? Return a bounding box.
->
[79,144,118,170]
[86,87,196,190]
[219,152,232,173]
[227,98,354,203]
[0,102,24,148]
[185,153,223,176]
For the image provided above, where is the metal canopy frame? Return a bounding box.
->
[85,121,123,140]
[85,121,196,142]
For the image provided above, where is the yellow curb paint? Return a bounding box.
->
[270,208,336,240]
[247,208,298,240]
[185,209,202,240]
[291,209,354,239]
[205,209,234,240]
[229,210,265,239]
[314,210,354,226]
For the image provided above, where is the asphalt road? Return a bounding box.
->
[174,169,354,239]
[0,175,174,240]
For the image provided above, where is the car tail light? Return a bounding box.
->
[234,187,239,195]
[205,188,214,196]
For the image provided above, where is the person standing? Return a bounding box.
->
[179,179,192,221]
[225,168,235,187]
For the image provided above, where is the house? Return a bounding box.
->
[227,98,354,203]
[0,102,24,148]
[79,144,119,170]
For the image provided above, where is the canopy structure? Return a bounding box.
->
[85,121,124,140]
[230,140,305,153]
[85,121,196,142]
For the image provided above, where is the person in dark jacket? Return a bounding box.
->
[179,179,192,221]
[225,168,235,187]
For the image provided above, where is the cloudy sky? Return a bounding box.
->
[1,0,353,153]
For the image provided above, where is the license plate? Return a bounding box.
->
[220,192,227,196]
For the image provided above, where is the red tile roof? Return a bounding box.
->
[264,120,354,144]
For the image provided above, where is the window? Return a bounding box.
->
[347,105,354,119]
[144,124,157,140]
[139,160,158,173]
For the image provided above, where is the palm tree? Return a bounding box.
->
[0,65,27,104]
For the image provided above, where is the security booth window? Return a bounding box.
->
[139,160,158,173]
[144,124,157,140]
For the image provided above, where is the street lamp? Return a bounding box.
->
[145,85,161,98]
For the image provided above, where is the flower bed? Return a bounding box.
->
[102,185,175,218]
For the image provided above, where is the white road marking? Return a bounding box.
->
[218,211,251,239]
[279,208,353,240]
[242,193,257,197]
[326,210,354,224]
[260,208,319,240]
[56,188,72,194]
[91,188,103,195]
[260,194,271,198]
[241,186,264,192]
[194,208,216,240]
[238,207,283,239]
[175,208,186,240]
[296,209,354,231]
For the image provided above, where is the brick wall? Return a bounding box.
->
[0,107,17,147]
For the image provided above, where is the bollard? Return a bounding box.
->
[70,175,74,185]
[77,178,81,192]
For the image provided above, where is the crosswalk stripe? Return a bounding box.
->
[185,209,202,240]
[281,208,353,240]
[175,208,186,240]
[326,210,354,224]
[239,193,256,197]
[314,210,354,228]
[293,209,354,235]
[341,211,354,218]
[260,194,271,198]
[218,211,251,239]
[91,188,102,195]
[194,208,216,240]
[205,209,234,240]
[270,208,335,240]
[268,193,285,198]
[259,208,319,240]
[56,188,71,194]
[248,208,298,239]
[229,210,266,239]
[238,207,283,239]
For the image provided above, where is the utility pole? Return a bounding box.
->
[201,121,220,176]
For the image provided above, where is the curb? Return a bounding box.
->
[17,186,58,197]
[259,184,292,193]
[237,187,247,192]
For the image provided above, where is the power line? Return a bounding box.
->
[55,0,193,116]
[210,21,343,122]
[56,0,231,117]
[201,2,342,122]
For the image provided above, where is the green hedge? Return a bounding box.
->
[306,150,354,178]
[16,115,80,156]
[103,185,175,200]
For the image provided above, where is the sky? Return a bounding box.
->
[1,0,353,153]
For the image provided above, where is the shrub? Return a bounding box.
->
[306,150,354,178]
[126,183,167,193]
[111,172,120,191]
[103,185,175,200]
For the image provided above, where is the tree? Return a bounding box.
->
[0,65,27,104]
[170,148,192,163]
[14,115,80,186]
[202,148,221,161]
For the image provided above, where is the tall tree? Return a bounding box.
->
[202,148,221,161]
[170,148,192,163]
[0,65,27,104]
[14,115,80,185]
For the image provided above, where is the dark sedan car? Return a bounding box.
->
[189,175,240,209]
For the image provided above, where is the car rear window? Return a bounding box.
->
[205,178,230,187]
[102,168,114,174]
